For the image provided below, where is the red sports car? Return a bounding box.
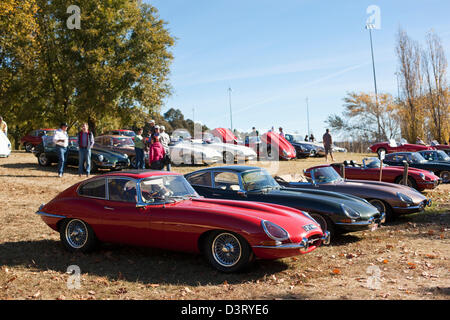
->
[430,140,450,155]
[244,132,296,160]
[369,139,435,156]
[20,128,56,152]
[309,157,440,191]
[36,171,329,272]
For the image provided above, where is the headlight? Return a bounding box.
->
[123,154,128,159]
[261,220,290,241]
[397,192,413,204]
[419,173,426,180]
[341,204,361,219]
[98,155,104,162]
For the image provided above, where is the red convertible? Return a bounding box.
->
[369,139,435,156]
[309,157,440,191]
[36,171,329,272]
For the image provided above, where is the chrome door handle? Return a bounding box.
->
[104,206,115,211]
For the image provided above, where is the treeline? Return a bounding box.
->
[327,28,449,145]
[0,0,175,149]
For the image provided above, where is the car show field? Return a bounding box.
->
[0,151,448,300]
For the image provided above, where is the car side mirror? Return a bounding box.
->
[237,190,247,198]
[136,202,149,209]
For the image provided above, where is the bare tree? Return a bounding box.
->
[422,31,449,143]
[396,28,425,142]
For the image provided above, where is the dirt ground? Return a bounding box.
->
[0,151,449,300]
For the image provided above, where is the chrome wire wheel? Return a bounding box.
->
[38,153,49,166]
[440,171,450,183]
[369,199,386,214]
[211,233,242,268]
[65,219,89,249]
[25,143,34,152]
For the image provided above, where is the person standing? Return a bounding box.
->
[0,116,7,135]
[143,119,156,139]
[78,123,95,177]
[278,127,285,137]
[134,128,146,169]
[304,135,309,142]
[53,123,69,177]
[323,129,334,162]
[309,134,315,142]
[148,135,165,170]
[159,125,171,171]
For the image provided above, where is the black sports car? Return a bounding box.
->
[185,166,385,239]
[33,136,130,172]
[383,152,450,183]
[285,134,325,158]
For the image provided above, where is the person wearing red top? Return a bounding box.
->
[148,135,165,170]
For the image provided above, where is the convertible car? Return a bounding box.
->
[185,166,385,239]
[275,165,431,221]
[320,157,441,191]
[369,139,434,156]
[34,136,130,172]
[383,152,450,183]
[36,171,329,273]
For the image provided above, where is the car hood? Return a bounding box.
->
[170,143,221,157]
[92,147,129,160]
[320,179,426,202]
[268,187,379,218]
[176,197,319,238]
[206,143,256,156]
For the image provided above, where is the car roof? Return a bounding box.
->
[98,170,181,180]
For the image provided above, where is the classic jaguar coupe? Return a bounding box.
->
[185,166,385,239]
[383,152,450,183]
[36,171,329,273]
[323,157,441,191]
[275,165,431,221]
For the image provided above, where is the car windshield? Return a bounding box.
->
[410,152,426,163]
[311,166,343,184]
[140,175,198,203]
[241,169,280,191]
[437,150,450,161]
[363,158,386,168]
[289,134,304,143]
[112,137,134,147]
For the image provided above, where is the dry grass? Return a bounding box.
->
[0,151,449,300]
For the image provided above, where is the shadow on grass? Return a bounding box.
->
[0,240,289,286]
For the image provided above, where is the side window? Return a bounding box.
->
[187,172,212,187]
[79,179,106,199]
[213,172,240,191]
[108,178,137,203]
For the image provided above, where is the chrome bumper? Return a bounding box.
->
[335,212,386,227]
[253,231,330,250]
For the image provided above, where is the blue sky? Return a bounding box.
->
[148,0,450,140]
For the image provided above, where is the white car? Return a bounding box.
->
[169,140,222,165]
[193,137,257,163]
[0,132,11,158]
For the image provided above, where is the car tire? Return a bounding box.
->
[203,231,253,273]
[130,156,136,169]
[25,143,34,153]
[368,199,393,222]
[60,219,97,253]
[395,176,418,190]
[223,151,235,164]
[38,153,51,166]
[377,148,387,157]
[310,213,335,241]
[439,171,450,183]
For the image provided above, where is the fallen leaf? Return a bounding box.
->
[332,268,341,275]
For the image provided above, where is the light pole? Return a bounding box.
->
[306,97,310,136]
[228,87,233,132]
[366,23,381,140]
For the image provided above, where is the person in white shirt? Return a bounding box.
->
[53,122,69,177]
[159,125,171,171]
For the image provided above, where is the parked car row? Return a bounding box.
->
[37,156,441,273]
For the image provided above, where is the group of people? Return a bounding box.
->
[135,119,171,171]
[53,122,94,178]
[52,118,172,178]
